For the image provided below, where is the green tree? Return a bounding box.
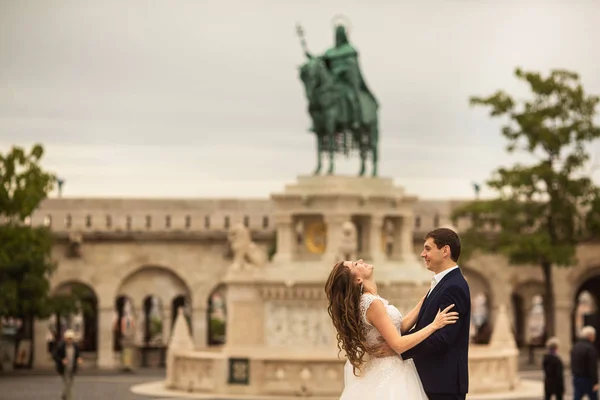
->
[0,144,78,321]
[452,68,600,336]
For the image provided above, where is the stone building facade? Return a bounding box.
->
[21,194,600,369]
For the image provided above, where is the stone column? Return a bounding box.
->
[33,318,53,368]
[162,308,172,345]
[401,215,417,262]
[225,284,264,347]
[191,306,207,349]
[97,307,116,369]
[272,214,294,263]
[554,299,573,364]
[554,268,574,364]
[324,214,351,261]
[369,215,386,264]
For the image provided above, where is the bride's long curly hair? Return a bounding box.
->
[324,261,368,376]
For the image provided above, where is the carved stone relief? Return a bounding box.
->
[264,301,332,348]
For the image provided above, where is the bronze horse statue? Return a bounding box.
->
[299,56,379,177]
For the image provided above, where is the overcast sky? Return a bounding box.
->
[1,0,600,199]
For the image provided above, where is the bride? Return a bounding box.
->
[324,259,458,399]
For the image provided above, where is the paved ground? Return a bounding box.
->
[0,374,156,400]
[0,368,574,400]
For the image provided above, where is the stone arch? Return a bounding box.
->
[572,266,600,293]
[115,265,192,353]
[116,265,192,304]
[51,280,99,353]
[572,266,600,352]
[512,279,545,350]
[207,283,227,347]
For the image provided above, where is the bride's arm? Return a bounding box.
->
[366,299,457,355]
[400,294,426,334]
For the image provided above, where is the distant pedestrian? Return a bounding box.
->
[52,329,82,400]
[543,337,564,400]
[571,325,599,400]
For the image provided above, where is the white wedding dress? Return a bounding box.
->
[339,293,428,400]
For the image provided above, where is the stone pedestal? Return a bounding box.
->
[369,215,387,264]
[271,176,419,264]
[222,281,264,348]
[162,176,436,398]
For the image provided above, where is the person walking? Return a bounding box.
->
[53,329,82,400]
[543,337,564,400]
[571,326,599,400]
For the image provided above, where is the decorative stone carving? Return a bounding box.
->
[383,219,395,257]
[71,301,85,343]
[490,304,517,349]
[295,220,305,245]
[117,298,136,370]
[67,231,83,258]
[575,290,595,334]
[264,302,332,348]
[526,295,545,345]
[168,307,194,351]
[336,220,357,261]
[171,356,214,392]
[304,221,326,255]
[259,285,327,301]
[227,223,267,270]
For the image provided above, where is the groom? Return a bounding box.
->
[374,228,471,399]
[403,228,471,399]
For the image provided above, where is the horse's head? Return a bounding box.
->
[299,57,327,103]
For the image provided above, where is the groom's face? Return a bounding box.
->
[421,238,445,272]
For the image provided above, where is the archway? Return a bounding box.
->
[115,266,192,367]
[511,293,525,347]
[52,281,98,354]
[171,295,192,335]
[574,273,600,353]
[143,295,164,346]
[207,284,227,346]
[113,295,136,353]
[512,280,546,364]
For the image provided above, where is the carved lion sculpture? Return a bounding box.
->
[227,223,267,270]
[336,220,358,261]
[67,231,83,258]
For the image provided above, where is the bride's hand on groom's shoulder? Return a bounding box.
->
[432,304,459,330]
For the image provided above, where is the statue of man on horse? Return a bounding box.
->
[297,17,380,177]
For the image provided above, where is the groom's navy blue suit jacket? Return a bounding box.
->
[401,267,471,395]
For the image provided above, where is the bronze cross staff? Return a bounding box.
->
[295,23,310,57]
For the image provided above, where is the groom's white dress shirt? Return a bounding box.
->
[427,265,459,297]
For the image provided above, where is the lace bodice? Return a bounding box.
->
[360,293,403,347]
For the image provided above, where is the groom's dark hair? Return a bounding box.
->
[425,228,461,262]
